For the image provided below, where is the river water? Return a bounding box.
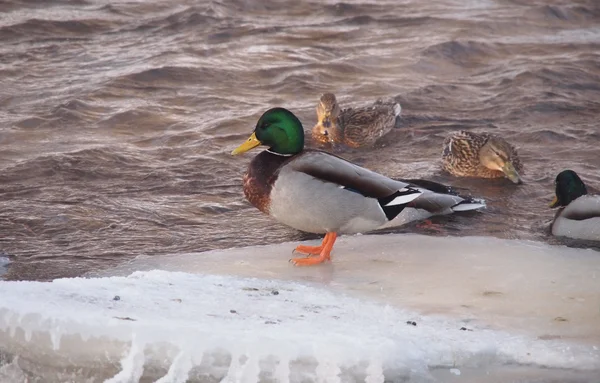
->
[1,0,599,281]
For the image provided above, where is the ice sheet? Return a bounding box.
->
[1,270,599,382]
[1,234,599,382]
[105,233,600,345]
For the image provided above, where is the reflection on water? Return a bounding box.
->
[0,0,599,280]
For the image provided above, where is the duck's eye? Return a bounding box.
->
[492,149,507,161]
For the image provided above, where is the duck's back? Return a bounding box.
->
[338,100,400,148]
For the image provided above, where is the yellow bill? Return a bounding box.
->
[549,195,559,208]
[231,132,261,155]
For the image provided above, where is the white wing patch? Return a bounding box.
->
[452,202,486,212]
[384,188,422,206]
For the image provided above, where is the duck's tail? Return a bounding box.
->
[393,103,402,118]
[373,98,401,118]
[450,196,487,212]
[397,178,486,214]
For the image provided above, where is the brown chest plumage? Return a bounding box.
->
[242,151,290,214]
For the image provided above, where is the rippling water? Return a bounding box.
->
[1,0,599,281]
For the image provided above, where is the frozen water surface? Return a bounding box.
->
[1,234,599,382]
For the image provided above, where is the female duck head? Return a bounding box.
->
[231,107,305,155]
[550,169,587,208]
[478,138,522,184]
[313,93,342,143]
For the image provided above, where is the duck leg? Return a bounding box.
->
[416,219,444,232]
[416,219,434,228]
[293,233,333,255]
[291,233,337,266]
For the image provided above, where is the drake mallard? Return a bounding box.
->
[311,93,401,148]
[232,107,485,266]
[549,170,600,241]
[442,130,523,184]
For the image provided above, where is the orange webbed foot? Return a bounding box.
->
[290,254,329,266]
[293,244,323,255]
[290,232,337,267]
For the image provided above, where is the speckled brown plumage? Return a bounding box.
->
[242,150,289,214]
[337,101,399,148]
[442,130,523,179]
[312,93,401,148]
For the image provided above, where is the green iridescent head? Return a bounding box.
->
[550,170,588,208]
[232,108,304,156]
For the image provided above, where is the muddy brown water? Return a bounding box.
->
[0,0,599,281]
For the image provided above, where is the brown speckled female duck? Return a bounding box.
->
[442,130,523,184]
[312,93,401,148]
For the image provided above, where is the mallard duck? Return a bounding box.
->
[442,130,523,184]
[549,170,600,241]
[311,93,401,148]
[232,107,485,266]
